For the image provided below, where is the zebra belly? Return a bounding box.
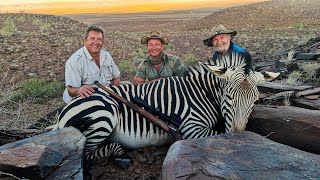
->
[109,128,171,149]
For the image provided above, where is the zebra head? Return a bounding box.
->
[205,56,279,132]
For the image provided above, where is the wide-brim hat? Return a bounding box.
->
[141,31,169,45]
[203,24,237,47]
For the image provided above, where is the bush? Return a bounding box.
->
[129,48,146,59]
[181,53,199,66]
[10,79,64,104]
[118,60,137,74]
[303,63,320,82]
[32,18,51,32]
[286,71,302,85]
[285,63,320,85]
[0,17,17,37]
[166,43,174,50]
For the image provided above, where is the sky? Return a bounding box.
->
[0,0,230,5]
[0,0,264,14]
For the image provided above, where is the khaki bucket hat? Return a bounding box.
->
[141,31,169,45]
[203,24,237,47]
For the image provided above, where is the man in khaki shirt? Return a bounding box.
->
[133,31,188,84]
[63,26,121,103]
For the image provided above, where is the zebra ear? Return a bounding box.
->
[262,71,280,81]
[256,71,280,82]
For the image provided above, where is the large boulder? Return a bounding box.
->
[161,131,320,180]
[248,105,320,154]
[0,127,86,179]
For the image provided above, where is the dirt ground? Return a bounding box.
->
[0,0,320,179]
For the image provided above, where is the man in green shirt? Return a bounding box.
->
[133,31,188,84]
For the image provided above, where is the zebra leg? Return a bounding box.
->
[86,140,131,169]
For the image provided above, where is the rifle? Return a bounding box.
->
[131,97,181,128]
[94,81,182,142]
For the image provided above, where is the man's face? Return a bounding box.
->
[211,33,231,53]
[84,30,103,56]
[147,39,164,58]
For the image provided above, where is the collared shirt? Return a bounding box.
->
[63,46,120,103]
[135,53,188,81]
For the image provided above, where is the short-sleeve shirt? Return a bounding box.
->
[63,46,120,103]
[135,53,188,81]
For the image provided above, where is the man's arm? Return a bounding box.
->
[67,85,95,98]
[133,61,147,84]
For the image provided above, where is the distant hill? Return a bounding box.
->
[182,0,320,61]
[194,0,320,30]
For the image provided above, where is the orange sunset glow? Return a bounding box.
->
[0,0,264,14]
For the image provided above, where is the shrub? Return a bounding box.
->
[285,63,320,85]
[129,48,146,59]
[166,43,174,50]
[118,60,136,74]
[10,79,64,104]
[303,63,320,82]
[0,17,17,37]
[286,71,302,85]
[32,18,51,32]
[287,49,295,61]
[181,53,199,66]
[292,23,304,29]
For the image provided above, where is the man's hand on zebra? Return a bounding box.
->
[67,85,96,99]
[77,85,96,98]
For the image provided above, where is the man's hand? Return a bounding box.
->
[67,85,96,99]
[77,85,96,98]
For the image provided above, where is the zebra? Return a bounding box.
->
[53,53,279,168]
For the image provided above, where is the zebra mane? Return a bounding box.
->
[188,52,251,76]
[214,52,248,69]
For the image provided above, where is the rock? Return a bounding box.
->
[135,168,142,174]
[0,127,86,180]
[137,155,148,164]
[139,172,152,180]
[295,53,320,60]
[258,82,313,93]
[292,97,320,110]
[6,46,15,54]
[254,62,275,71]
[287,61,300,72]
[161,131,320,180]
[295,87,320,98]
[88,164,105,177]
[248,105,320,154]
[0,143,64,178]
[28,72,38,77]
[275,59,286,68]
[9,63,19,70]
[304,95,320,100]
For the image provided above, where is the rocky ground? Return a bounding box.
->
[0,0,320,179]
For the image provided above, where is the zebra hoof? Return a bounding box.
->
[114,158,131,169]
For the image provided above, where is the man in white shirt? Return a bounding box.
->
[63,26,121,103]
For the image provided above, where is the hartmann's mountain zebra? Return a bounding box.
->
[54,53,279,168]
